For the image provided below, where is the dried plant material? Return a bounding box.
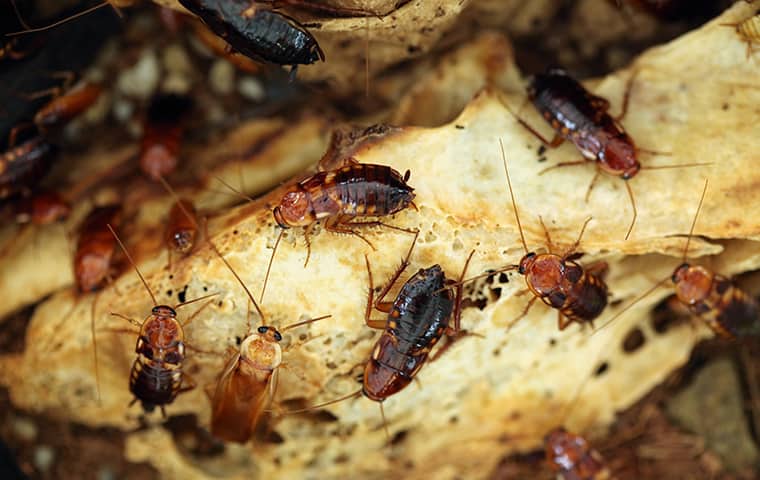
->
[0,3,759,480]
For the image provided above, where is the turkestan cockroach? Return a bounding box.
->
[74,205,122,293]
[177,0,325,76]
[210,301,330,443]
[166,198,199,260]
[287,232,475,440]
[190,19,262,73]
[0,127,57,199]
[544,427,613,480]
[597,179,760,340]
[489,139,609,331]
[103,225,216,416]
[27,75,102,132]
[261,159,417,302]
[508,67,709,240]
[139,93,193,181]
[13,189,70,225]
[722,9,760,59]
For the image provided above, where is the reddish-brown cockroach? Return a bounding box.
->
[509,67,708,240]
[0,127,57,199]
[287,233,474,440]
[598,179,760,340]
[722,9,760,59]
[544,427,613,480]
[103,225,217,416]
[261,159,417,302]
[210,301,330,443]
[13,189,71,225]
[139,93,193,181]
[27,74,102,132]
[74,205,122,293]
[166,198,199,257]
[489,139,609,331]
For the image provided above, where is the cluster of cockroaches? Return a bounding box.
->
[2,1,759,479]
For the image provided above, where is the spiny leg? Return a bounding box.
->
[324,216,376,250]
[364,254,392,329]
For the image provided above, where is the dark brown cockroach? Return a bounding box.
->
[722,9,760,60]
[177,0,325,76]
[139,93,193,181]
[509,67,708,240]
[103,225,216,416]
[28,75,102,132]
[13,189,71,225]
[544,427,613,480]
[0,127,57,199]
[74,205,122,293]
[490,139,609,331]
[210,301,330,443]
[287,233,474,440]
[191,19,262,73]
[597,179,760,340]
[261,159,417,302]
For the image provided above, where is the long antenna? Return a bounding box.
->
[107,224,157,306]
[281,314,331,332]
[282,389,362,414]
[5,1,115,36]
[499,138,528,254]
[682,178,709,264]
[261,229,283,303]
[624,181,637,240]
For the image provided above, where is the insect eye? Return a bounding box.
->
[274,331,282,342]
[257,326,269,334]
[548,292,567,308]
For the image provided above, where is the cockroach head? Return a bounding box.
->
[152,305,177,318]
[273,190,310,228]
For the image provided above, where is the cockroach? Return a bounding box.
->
[261,159,417,302]
[0,127,56,200]
[722,9,760,60]
[29,75,102,132]
[509,67,708,240]
[669,180,760,339]
[610,0,688,19]
[104,225,216,416]
[191,20,262,73]
[139,93,193,181]
[166,198,199,256]
[13,189,71,225]
[544,427,613,480]
[597,179,760,340]
[210,301,330,443]
[74,205,122,293]
[490,139,609,331]
[287,233,474,440]
[177,0,325,76]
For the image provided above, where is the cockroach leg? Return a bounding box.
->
[584,170,603,202]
